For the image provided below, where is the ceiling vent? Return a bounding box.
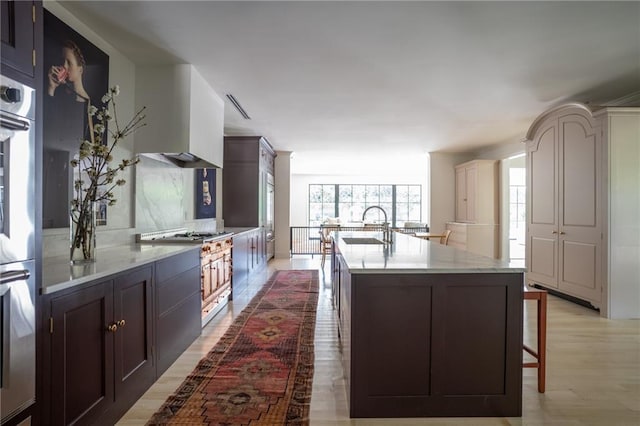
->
[226,94,251,119]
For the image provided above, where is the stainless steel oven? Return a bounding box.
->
[1,74,36,425]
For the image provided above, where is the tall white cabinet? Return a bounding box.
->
[447,160,499,258]
[524,103,640,318]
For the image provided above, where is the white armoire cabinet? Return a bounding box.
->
[454,160,498,223]
[525,104,603,308]
[447,160,498,258]
[524,103,639,318]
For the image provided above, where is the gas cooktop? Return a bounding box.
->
[136,228,232,243]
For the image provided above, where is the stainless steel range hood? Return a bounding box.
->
[135,65,224,169]
[160,152,220,168]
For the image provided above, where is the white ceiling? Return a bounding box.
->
[57,1,639,173]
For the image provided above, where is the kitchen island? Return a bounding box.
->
[331,231,526,418]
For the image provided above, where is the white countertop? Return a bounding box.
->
[334,231,526,274]
[42,244,200,295]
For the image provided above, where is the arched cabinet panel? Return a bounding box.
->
[525,104,602,306]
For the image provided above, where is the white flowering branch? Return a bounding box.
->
[70,85,146,260]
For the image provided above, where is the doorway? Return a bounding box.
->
[504,154,526,266]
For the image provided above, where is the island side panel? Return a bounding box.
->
[431,273,523,417]
[336,254,352,408]
[348,272,523,418]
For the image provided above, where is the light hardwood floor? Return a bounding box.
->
[118,257,640,426]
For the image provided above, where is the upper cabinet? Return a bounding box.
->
[134,64,224,168]
[223,136,276,228]
[1,0,40,83]
[454,159,498,224]
[223,136,276,262]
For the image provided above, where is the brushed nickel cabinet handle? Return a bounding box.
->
[107,324,118,332]
[117,319,126,328]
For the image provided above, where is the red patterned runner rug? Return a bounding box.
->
[147,269,318,425]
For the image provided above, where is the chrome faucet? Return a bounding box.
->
[362,205,391,243]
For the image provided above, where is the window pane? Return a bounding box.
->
[365,185,379,202]
[339,203,354,222]
[380,203,392,221]
[396,204,409,222]
[309,185,323,203]
[321,202,334,218]
[322,185,335,203]
[408,203,421,220]
[380,185,393,202]
[339,185,352,201]
[352,203,365,221]
[517,187,526,202]
[353,185,365,202]
[409,185,421,202]
[396,185,408,200]
[309,204,323,225]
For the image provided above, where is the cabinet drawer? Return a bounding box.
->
[155,249,200,282]
[157,266,200,315]
[156,291,202,375]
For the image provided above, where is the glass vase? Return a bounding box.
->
[70,201,97,264]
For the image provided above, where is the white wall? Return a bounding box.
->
[274,151,292,259]
[604,110,640,319]
[427,152,472,233]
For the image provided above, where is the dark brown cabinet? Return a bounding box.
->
[43,265,154,425]
[155,249,202,376]
[230,228,261,298]
[336,264,523,418]
[223,136,276,264]
[1,0,39,82]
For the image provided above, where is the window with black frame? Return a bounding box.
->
[309,183,422,228]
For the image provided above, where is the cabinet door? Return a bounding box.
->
[113,266,155,408]
[212,255,224,294]
[249,231,259,269]
[202,260,212,301]
[50,281,114,425]
[465,165,478,222]
[557,113,602,302]
[232,234,249,297]
[455,166,467,222]
[526,120,559,289]
[0,0,35,79]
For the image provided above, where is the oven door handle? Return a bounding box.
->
[0,270,31,285]
[0,112,30,131]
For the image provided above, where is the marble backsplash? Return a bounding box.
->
[135,154,186,232]
[135,154,219,233]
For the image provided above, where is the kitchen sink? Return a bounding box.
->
[342,237,385,245]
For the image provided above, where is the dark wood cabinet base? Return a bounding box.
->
[338,267,523,418]
[41,249,202,425]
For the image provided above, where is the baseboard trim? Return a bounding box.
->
[530,283,600,311]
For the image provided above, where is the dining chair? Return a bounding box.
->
[319,228,332,268]
[439,229,452,245]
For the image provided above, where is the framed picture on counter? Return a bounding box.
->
[195,168,216,219]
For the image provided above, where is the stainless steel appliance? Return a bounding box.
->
[0,75,36,425]
[265,173,275,260]
[136,229,233,326]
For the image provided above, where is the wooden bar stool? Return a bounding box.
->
[523,285,547,393]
